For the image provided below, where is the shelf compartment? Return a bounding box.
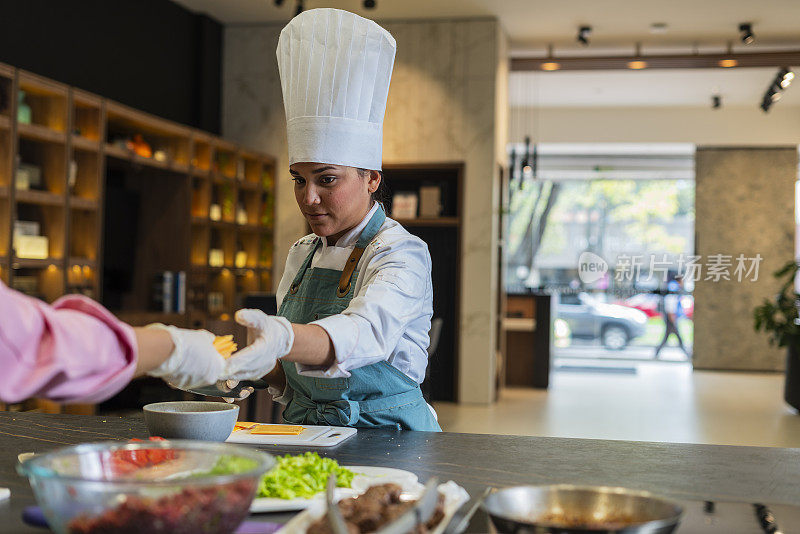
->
[213,140,238,179]
[240,188,263,226]
[191,176,210,218]
[11,264,64,303]
[69,209,98,260]
[258,233,273,270]
[208,268,236,316]
[238,232,260,269]
[72,90,102,142]
[211,182,236,223]
[190,225,210,267]
[71,149,100,204]
[106,101,192,169]
[191,133,213,171]
[17,138,67,195]
[14,203,66,259]
[18,71,68,133]
[241,152,262,185]
[236,267,261,294]
[67,260,97,298]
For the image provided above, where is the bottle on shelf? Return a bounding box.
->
[17,91,31,124]
[236,198,248,226]
[209,231,224,267]
[209,188,222,222]
[221,184,234,221]
[235,238,247,269]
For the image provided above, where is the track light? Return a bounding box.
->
[274,0,284,5]
[363,0,376,8]
[739,23,754,45]
[711,94,722,109]
[577,26,592,46]
[295,0,303,16]
[760,67,794,113]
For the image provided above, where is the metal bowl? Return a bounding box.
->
[482,485,683,533]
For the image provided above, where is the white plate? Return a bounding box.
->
[250,465,421,513]
[276,481,470,534]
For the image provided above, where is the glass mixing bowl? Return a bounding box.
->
[17,440,275,534]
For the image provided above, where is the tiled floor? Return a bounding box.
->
[433,361,800,448]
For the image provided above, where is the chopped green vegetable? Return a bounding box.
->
[199,455,259,476]
[257,452,354,499]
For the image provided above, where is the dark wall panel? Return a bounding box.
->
[0,0,221,133]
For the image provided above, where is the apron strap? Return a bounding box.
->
[288,239,321,295]
[337,204,386,297]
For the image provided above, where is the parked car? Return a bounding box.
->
[619,292,694,320]
[556,292,648,350]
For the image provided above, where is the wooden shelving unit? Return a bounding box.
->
[383,163,463,403]
[0,61,276,329]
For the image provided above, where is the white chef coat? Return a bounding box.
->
[276,202,434,383]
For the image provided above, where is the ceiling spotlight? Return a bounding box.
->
[363,0,376,8]
[627,60,648,70]
[711,94,722,109]
[541,62,561,71]
[760,68,794,113]
[780,69,795,88]
[577,26,592,46]
[718,58,738,68]
[739,23,755,45]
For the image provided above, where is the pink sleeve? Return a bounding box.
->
[0,281,138,404]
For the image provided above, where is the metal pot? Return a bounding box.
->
[482,485,683,533]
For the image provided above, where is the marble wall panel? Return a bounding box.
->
[694,147,797,371]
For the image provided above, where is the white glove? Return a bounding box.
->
[224,309,295,381]
[145,324,227,390]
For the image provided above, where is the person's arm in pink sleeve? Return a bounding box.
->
[0,281,174,404]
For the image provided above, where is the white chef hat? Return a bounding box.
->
[277,8,396,171]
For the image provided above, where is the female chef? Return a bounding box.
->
[224,8,440,431]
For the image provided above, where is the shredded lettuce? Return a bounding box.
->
[257,452,354,499]
[198,455,259,476]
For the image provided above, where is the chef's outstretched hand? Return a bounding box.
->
[145,324,227,389]
[224,309,295,381]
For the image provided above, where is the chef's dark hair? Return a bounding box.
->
[358,168,389,204]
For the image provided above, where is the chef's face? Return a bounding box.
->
[290,163,381,241]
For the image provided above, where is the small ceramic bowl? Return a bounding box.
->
[143,401,239,442]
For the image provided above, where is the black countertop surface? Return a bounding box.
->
[1,411,799,532]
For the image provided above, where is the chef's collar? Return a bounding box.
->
[319,201,379,251]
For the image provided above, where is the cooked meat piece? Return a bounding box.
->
[337,497,358,519]
[381,501,414,523]
[350,498,385,532]
[306,483,442,534]
[306,517,360,534]
[361,483,402,505]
